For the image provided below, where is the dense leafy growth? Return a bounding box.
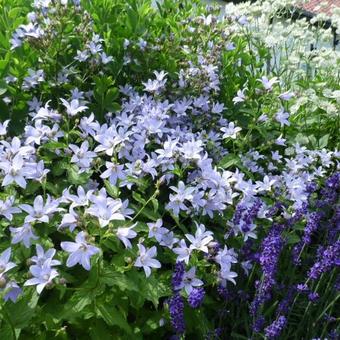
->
[0,0,339,339]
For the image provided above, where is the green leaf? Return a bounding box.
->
[104,87,119,110]
[151,198,159,213]
[0,60,8,73]
[67,166,92,185]
[96,304,132,334]
[142,277,171,307]
[218,154,240,169]
[73,296,92,313]
[0,323,14,340]
[101,269,139,292]
[89,319,112,340]
[286,233,301,245]
[104,180,120,198]
[4,298,35,329]
[132,191,146,205]
[318,134,329,148]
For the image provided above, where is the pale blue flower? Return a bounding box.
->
[185,223,213,253]
[61,231,100,271]
[221,122,242,139]
[176,267,203,294]
[0,248,16,278]
[4,281,22,302]
[0,196,21,221]
[24,259,59,294]
[60,98,88,117]
[173,239,192,264]
[10,223,38,248]
[275,108,290,127]
[134,244,161,277]
[116,223,137,249]
[31,244,61,267]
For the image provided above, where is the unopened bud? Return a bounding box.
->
[124,257,132,264]
[46,281,54,290]
[59,277,67,285]
[26,258,34,266]
[0,276,7,288]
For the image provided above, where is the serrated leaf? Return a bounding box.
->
[4,298,35,329]
[67,166,92,185]
[96,304,132,334]
[101,269,139,292]
[72,295,92,313]
[104,180,120,198]
[142,277,171,307]
[219,154,240,169]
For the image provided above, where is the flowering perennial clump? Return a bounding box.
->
[0,0,339,338]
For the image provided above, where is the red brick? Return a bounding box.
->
[297,0,340,16]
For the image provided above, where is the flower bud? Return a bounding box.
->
[59,277,67,285]
[0,276,7,288]
[124,257,132,264]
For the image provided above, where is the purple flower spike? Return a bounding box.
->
[264,316,287,339]
[169,293,185,335]
[188,287,205,308]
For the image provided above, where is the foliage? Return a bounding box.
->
[0,0,339,339]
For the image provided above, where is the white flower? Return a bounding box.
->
[0,248,16,278]
[63,186,93,208]
[116,224,137,249]
[221,122,242,139]
[0,154,28,189]
[0,196,21,221]
[275,108,290,127]
[258,76,279,91]
[0,120,10,135]
[86,192,125,228]
[167,181,196,216]
[159,231,178,249]
[275,135,286,146]
[19,195,59,224]
[100,52,113,64]
[60,98,88,116]
[232,89,246,104]
[256,175,276,192]
[215,246,238,268]
[180,139,203,160]
[69,140,96,171]
[279,91,294,101]
[134,244,161,277]
[185,223,213,253]
[173,239,192,264]
[60,207,78,232]
[33,101,61,121]
[31,244,60,267]
[219,262,238,285]
[100,162,125,186]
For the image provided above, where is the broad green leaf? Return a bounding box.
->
[96,304,132,334]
